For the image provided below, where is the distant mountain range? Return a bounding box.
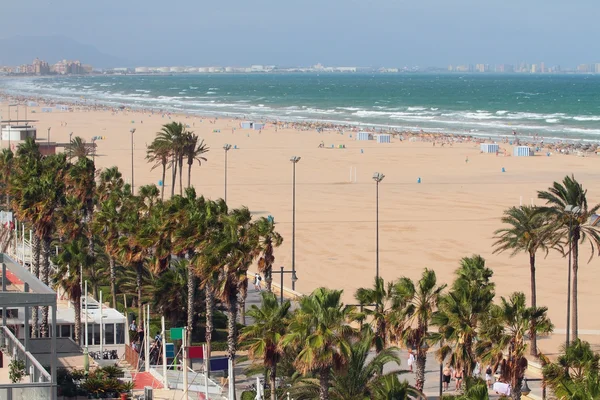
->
[0,35,127,68]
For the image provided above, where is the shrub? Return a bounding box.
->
[9,358,26,383]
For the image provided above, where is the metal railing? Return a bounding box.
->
[2,326,51,383]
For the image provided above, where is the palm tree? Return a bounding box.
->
[354,276,395,353]
[52,236,93,344]
[12,150,68,337]
[155,122,188,197]
[93,167,125,308]
[0,149,14,208]
[281,287,354,400]
[391,269,447,391]
[66,136,91,160]
[328,330,403,400]
[240,291,292,400]
[255,217,283,293]
[146,139,171,200]
[476,292,553,400]
[151,259,189,326]
[538,175,600,341]
[370,374,424,400]
[432,255,495,377]
[183,133,209,189]
[493,205,553,356]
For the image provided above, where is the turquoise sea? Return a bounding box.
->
[2,74,600,141]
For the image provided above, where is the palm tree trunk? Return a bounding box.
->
[227,291,239,400]
[265,264,272,293]
[270,364,277,400]
[40,235,51,338]
[187,163,192,189]
[572,239,579,341]
[205,282,214,378]
[31,233,41,338]
[186,265,195,345]
[239,282,247,325]
[160,163,166,201]
[110,256,117,309]
[136,262,143,323]
[178,157,184,195]
[73,297,81,344]
[171,155,177,198]
[415,349,426,391]
[319,368,330,400]
[511,377,523,400]
[529,251,538,356]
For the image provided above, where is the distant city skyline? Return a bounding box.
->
[1,0,599,68]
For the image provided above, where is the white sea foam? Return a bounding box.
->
[573,115,600,121]
[407,106,427,111]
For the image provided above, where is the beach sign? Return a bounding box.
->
[170,327,184,340]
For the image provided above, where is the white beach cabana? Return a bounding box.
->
[513,146,534,156]
[480,143,499,153]
[356,132,372,141]
[376,134,391,143]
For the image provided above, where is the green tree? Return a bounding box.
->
[183,133,209,189]
[66,136,91,160]
[432,255,495,377]
[52,236,92,343]
[151,259,189,325]
[476,292,553,400]
[146,139,171,200]
[0,149,14,207]
[493,205,553,355]
[255,217,283,293]
[240,291,292,400]
[370,374,424,400]
[281,287,354,400]
[538,175,600,341]
[354,276,395,353]
[543,339,600,400]
[155,122,188,197]
[391,269,446,391]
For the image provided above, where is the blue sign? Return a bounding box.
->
[209,357,228,372]
[165,343,175,358]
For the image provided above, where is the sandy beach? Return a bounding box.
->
[2,99,600,356]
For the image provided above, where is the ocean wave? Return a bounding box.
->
[407,106,427,111]
[573,115,600,121]
[206,91,216,94]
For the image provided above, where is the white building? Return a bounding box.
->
[1,120,37,142]
[135,67,150,73]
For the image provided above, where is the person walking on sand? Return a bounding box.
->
[485,364,493,388]
[454,366,464,391]
[254,273,262,291]
[443,364,452,391]
[407,349,415,373]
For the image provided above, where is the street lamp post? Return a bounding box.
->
[47,127,51,145]
[130,128,136,195]
[564,205,580,346]
[290,156,301,290]
[68,132,73,160]
[7,104,17,150]
[223,144,232,203]
[271,266,298,304]
[372,172,385,281]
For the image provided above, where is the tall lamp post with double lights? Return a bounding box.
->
[372,172,385,281]
[564,205,580,346]
[130,128,136,194]
[223,144,232,203]
[290,156,301,290]
[271,266,298,304]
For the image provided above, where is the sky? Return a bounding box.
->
[1,0,598,67]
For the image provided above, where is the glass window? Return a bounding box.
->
[105,324,115,345]
[93,324,100,346]
[61,325,71,338]
[55,324,60,338]
[87,324,94,346]
[116,323,125,344]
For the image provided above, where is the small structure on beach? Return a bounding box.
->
[375,134,391,143]
[1,120,37,142]
[240,121,265,130]
[356,132,373,141]
[480,143,499,153]
[513,146,534,157]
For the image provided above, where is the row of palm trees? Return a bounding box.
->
[493,175,600,355]
[0,126,272,400]
[241,256,552,400]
